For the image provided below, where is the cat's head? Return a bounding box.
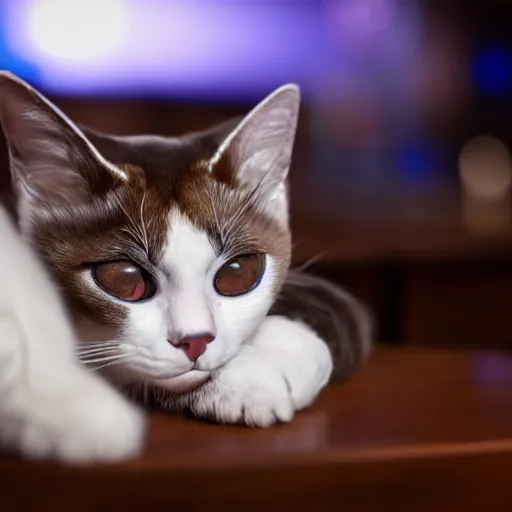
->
[0,71,300,391]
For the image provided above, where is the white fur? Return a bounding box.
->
[188,315,333,426]
[100,210,279,392]
[165,210,217,337]
[0,206,144,463]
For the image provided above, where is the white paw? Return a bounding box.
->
[251,316,333,410]
[191,316,333,427]
[203,348,294,427]
[1,368,145,464]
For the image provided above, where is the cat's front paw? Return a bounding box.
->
[194,350,295,427]
[250,316,333,410]
[189,316,333,427]
[2,368,145,464]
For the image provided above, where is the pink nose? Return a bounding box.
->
[174,334,214,362]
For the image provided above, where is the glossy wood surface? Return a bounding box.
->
[3,347,512,510]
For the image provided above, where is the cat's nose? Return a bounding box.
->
[170,334,215,362]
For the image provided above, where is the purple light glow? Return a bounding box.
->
[3,0,333,99]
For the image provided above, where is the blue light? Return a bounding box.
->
[398,139,437,181]
[473,43,512,96]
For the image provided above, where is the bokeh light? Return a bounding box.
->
[459,136,512,201]
[26,0,128,61]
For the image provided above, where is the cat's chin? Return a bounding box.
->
[152,369,211,393]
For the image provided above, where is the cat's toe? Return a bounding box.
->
[241,392,294,427]
[223,368,294,427]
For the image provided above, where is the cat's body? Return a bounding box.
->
[0,71,371,463]
[0,204,144,462]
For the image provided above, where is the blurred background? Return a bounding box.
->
[1,0,512,350]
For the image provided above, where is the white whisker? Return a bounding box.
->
[89,357,134,372]
[139,191,150,253]
[221,199,250,245]
[207,185,225,246]
[77,340,121,346]
[77,347,120,357]
[76,341,122,354]
[80,354,127,363]
[293,252,326,273]
[120,226,146,251]
[81,353,133,369]
[221,187,260,245]
[111,192,148,252]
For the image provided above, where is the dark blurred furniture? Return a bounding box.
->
[291,207,512,350]
[3,347,512,511]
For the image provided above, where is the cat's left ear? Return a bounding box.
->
[207,84,300,221]
[0,71,126,214]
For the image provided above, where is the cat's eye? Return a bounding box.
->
[93,261,156,302]
[214,253,265,297]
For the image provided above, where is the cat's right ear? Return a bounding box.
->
[206,84,300,226]
[0,71,127,211]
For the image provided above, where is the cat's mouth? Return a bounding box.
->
[152,369,211,393]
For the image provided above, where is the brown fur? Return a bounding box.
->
[27,124,291,334]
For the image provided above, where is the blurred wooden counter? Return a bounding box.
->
[3,347,512,511]
[290,207,512,349]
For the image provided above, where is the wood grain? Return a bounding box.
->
[3,347,512,510]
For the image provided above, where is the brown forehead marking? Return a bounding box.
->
[31,153,291,333]
[114,164,170,263]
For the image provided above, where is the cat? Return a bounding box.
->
[0,71,372,464]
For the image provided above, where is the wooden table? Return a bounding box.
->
[3,347,512,511]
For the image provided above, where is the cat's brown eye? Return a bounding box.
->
[214,254,265,297]
[93,261,155,302]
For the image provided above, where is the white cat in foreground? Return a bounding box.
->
[0,205,332,463]
[0,205,144,462]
